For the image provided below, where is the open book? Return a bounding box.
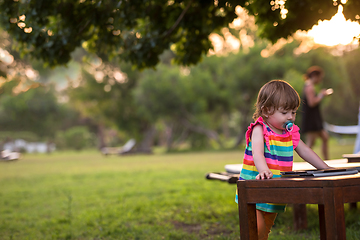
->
[281,167,359,178]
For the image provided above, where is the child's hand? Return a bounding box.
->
[256,170,273,180]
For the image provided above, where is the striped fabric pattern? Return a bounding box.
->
[236,117,300,213]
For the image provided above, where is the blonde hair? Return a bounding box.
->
[253,80,300,121]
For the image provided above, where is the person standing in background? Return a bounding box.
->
[354,103,360,154]
[301,66,332,160]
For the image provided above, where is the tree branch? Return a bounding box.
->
[163,0,194,38]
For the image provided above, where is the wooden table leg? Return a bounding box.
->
[238,182,258,240]
[318,204,327,240]
[321,187,346,240]
[238,203,257,240]
[292,204,307,230]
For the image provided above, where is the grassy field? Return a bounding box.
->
[0,138,359,240]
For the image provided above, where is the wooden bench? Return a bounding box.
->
[101,139,136,156]
[343,153,360,163]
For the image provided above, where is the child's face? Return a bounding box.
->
[266,107,297,133]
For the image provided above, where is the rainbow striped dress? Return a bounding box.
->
[235,117,300,213]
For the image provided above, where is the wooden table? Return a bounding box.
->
[237,173,360,240]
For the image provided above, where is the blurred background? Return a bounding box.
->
[0,0,359,154]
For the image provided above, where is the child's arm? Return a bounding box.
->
[252,125,273,179]
[295,140,330,169]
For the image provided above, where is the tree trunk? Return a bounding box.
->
[222,114,230,139]
[173,127,189,148]
[233,107,252,148]
[181,119,224,148]
[165,122,174,152]
[136,125,156,153]
[97,124,106,149]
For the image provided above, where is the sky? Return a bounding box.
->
[308,5,360,47]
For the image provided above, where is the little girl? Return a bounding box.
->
[235,80,330,240]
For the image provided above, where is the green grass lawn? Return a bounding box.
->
[0,138,359,240]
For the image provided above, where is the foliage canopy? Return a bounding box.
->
[1,0,358,69]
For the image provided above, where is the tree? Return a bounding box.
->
[66,38,353,151]
[0,0,237,69]
[0,81,66,139]
[0,26,40,91]
[1,0,357,69]
[243,0,338,43]
[134,62,228,150]
[67,59,157,152]
[330,47,360,125]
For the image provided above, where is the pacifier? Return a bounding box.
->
[283,121,294,132]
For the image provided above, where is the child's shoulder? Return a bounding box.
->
[252,116,265,126]
[246,117,269,138]
[247,117,267,131]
